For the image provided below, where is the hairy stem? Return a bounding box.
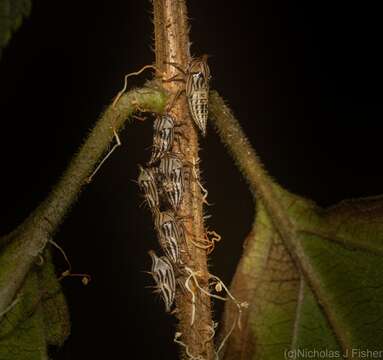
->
[0,88,167,318]
[153,1,215,359]
[210,91,354,356]
[209,91,298,356]
[210,92,368,359]
[209,91,294,239]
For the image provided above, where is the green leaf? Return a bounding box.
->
[0,250,70,360]
[222,191,383,359]
[0,0,31,59]
[210,91,383,359]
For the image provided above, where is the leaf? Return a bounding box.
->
[0,0,31,59]
[0,250,70,360]
[222,190,383,359]
[209,92,383,359]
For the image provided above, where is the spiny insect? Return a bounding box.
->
[148,250,176,313]
[159,154,185,210]
[149,114,175,165]
[137,165,160,212]
[166,55,211,136]
[154,210,186,264]
[185,55,211,137]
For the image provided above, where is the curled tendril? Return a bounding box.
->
[174,332,206,360]
[183,267,248,359]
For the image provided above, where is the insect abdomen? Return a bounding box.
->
[159,154,184,210]
[149,250,176,312]
[187,88,209,137]
[155,211,184,264]
[185,56,211,136]
[149,115,175,164]
[138,165,160,212]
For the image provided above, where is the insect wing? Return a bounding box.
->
[149,251,176,312]
[160,220,181,264]
[162,177,183,210]
[187,86,209,136]
[159,155,184,210]
[186,57,210,136]
[138,166,160,211]
[149,115,175,164]
[159,154,182,177]
[155,211,182,264]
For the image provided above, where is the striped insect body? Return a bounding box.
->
[148,250,176,312]
[162,177,182,211]
[139,56,214,317]
[149,114,175,165]
[155,210,185,264]
[159,154,183,179]
[159,154,184,210]
[137,165,160,212]
[185,56,211,136]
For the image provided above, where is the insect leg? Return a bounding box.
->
[162,74,186,83]
[163,61,187,76]
[166,88,185,113]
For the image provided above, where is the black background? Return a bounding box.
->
[0,1,382,359]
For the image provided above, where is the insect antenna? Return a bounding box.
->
[163,61,187,76]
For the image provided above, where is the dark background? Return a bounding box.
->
[1,0,382,359]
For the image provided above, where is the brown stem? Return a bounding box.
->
[153,1,215,359]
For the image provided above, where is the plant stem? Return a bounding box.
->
[209,91,298,358]
[153,1,215,358]
[0,88,166,319]
[209,91,295,243]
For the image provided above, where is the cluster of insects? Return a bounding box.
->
[86,54,243,358]
[139,56,211,313]
[136,57,247,359]
[139,116,189,312]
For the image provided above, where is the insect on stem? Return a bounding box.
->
[148,250,176,312]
